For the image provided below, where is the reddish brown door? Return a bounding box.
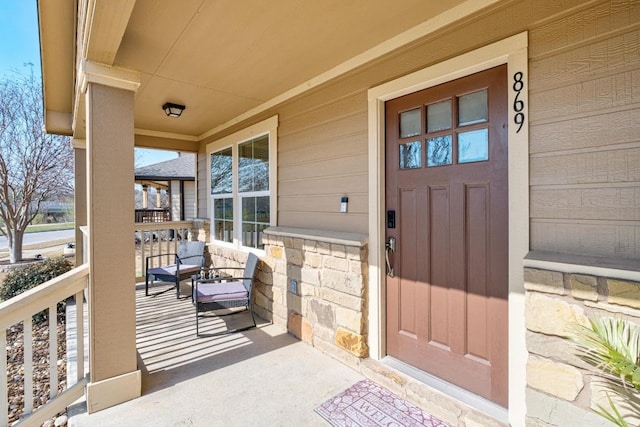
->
[385,65,508,407]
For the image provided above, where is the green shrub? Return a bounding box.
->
[1,257,74,323]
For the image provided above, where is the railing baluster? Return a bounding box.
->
[49,304,58,400]
[1,329,7,426]
[135,221,194,278]
[75,290,84,381]
[23,317,33,415]
[0,265,89,426]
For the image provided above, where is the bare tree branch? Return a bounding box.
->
[0,67,74,262]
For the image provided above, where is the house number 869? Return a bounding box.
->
[513,71,525,133]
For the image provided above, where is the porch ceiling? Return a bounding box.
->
[40,0,472,141]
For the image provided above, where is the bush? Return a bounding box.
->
[1,257,73,323]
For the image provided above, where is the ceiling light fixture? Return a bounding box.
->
[162,102,186,118]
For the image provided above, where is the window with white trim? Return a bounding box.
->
[208,116,277,251]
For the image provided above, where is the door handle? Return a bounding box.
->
[385,237,396,278]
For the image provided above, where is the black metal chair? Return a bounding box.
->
[145,240,205,298]
[194,252,258,337]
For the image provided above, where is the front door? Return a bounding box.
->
[385,65,508,407]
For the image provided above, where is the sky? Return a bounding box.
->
[0,1,177,167]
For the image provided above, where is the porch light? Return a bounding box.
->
[162,102,186,118]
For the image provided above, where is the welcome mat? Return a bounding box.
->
[315,379,448,427]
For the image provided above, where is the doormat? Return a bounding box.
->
[315,379,448,427]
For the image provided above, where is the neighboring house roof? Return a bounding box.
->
[134,154,196,181]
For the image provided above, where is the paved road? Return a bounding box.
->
[0,229,75,249]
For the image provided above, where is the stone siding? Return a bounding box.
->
[524,267,640,426]
[263,227,369,367]
[205,227,369,367]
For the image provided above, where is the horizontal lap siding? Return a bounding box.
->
[197,151,207,218]
[277,90,369,233]
[196,0,639,259]
[528,0,640,259]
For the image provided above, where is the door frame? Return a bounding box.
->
[367,32,529,425]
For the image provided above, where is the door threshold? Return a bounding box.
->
[382,356,509,424]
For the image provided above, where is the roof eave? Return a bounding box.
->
[37,0,76,136]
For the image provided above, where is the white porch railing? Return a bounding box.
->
[135,221,194,280]
[0,264,89,427]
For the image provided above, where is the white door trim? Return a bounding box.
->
[367,31,529,426]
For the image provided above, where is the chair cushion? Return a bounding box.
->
[149,264,201,276]
[196,281,248,303]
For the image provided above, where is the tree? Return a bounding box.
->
[0,68,74,263]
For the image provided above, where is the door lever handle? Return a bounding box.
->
[385,237,396,277]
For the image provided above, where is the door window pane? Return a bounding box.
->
[427,100,452,133]
[399,108,421,138]
[399,141,421,169]
[458,90,488,126]
[427,135,452,167]
[239,135,269,192]
[211,148,233,194]
[458,129,489,163]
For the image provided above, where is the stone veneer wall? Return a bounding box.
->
[524,267,640,427]
[203,226,370,368]
[262,227,369,368]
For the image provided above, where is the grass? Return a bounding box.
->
[25,222,75,233]
[0,222,75,234]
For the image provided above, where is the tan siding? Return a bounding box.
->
[195,0,639,259]
[528,0,640,259]
[529,69,640,122]
[530,219,640,259]
[529,107,639,154]
[197,147,207,218]
[170,180,180,220]
[531,187,640,220]
[530,146,640,186]
[184,181,197,218]
[275,89,369,233]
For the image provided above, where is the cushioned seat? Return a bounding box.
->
[194,252,258,336]
[145,241,205,298]
[195,281,248,303]
[148,264,200,277]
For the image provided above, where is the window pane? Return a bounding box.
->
[211,148,233,194]
[241,196,269,249]
[242,197,256,222]
[427,135,452,167]
[239,135,269,192]
[214,220,234,243]
[223,198,233,220]
[256,196,270,223]
[427,100,451,133]
[213,198,233,242]
[399,141,421,169]
[242,223,256,248]
[399,108,421,138]
[458,129,489,163]
[459,90,488,126]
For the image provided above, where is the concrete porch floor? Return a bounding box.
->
[69,280,508,427]
[68,281,365,426]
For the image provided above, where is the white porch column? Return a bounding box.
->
[72,139,86,266]
[142,185,149,208]
[155,187,162,208]
[83,62,141,413]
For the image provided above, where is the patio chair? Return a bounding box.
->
[145,240,206,298]
[194,252,259,337]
